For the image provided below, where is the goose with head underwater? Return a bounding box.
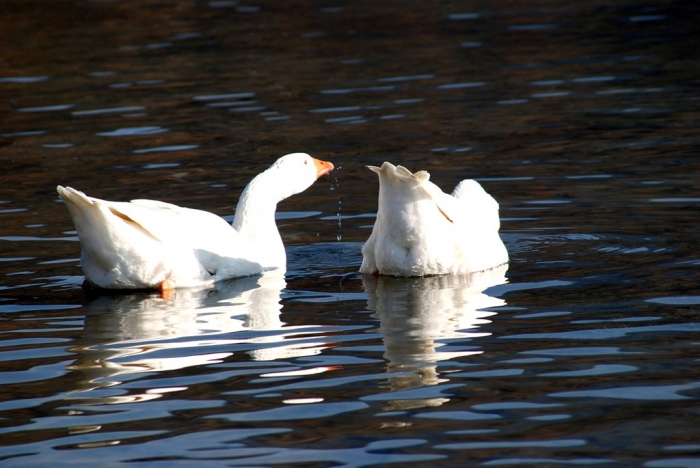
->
[359,162,508,276]
[58,153,334,292]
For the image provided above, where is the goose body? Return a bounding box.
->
[58,153,333,290]
[359,162,508,276]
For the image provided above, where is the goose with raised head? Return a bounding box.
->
[359,161,508,276]
[58,153,333,291]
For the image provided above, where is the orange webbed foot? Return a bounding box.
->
[159,279,175,300]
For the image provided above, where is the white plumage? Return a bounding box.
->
[359,162,508,276]
[58,153,333,290]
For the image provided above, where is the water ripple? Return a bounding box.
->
[213,401,368,422]
[71,106,146,116]
[436,439,587,450]
[0,76,50,83]
[96,126,168,136]
[504,323,700,340]
[551,382,700,401]
[17,104,74,112]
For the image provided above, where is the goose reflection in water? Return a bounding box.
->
[363,264,508,410]
[68,271,330,402]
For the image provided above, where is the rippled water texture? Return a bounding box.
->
[2,1,700,466]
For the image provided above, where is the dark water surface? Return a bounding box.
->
[2,0,700,466]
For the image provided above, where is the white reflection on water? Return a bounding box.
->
[68,272,329,400]
[362,265,508,410]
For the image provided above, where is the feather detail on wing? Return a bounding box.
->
[106,199,241,256]
[392,165,460,224]
[59,187,243,276]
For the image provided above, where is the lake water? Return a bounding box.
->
[2,1,700,466]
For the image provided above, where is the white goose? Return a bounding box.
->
[359,162,508,276]
[58,153,333,291]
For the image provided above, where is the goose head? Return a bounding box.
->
[260,153,334,202]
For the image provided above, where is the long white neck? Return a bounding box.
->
[232,170,287,270]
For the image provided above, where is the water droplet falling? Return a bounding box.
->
[334,174,342,241]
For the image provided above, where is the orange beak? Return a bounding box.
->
[313,158,334,178]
